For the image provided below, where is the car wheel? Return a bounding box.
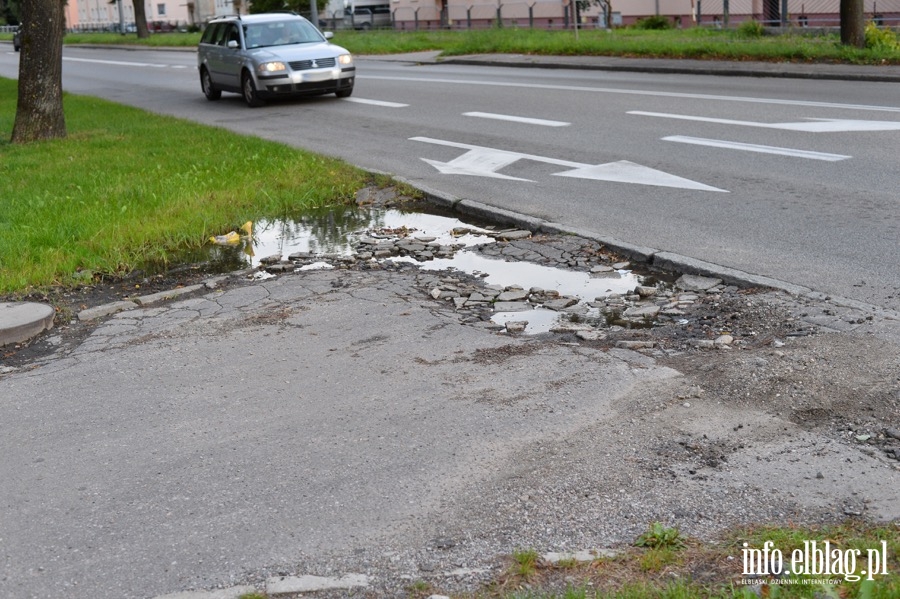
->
[200,67,221,101]
[335,86,353,98]
[241,71,265,108]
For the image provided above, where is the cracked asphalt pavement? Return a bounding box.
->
[1,252,899,598]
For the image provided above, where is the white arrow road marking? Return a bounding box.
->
[629,111,900,132]
[343,97,409,107]
[422,148,533,181]
[463,112,570,127]
[411,136,727,192]
[663,136,851,161]
[554,161,727,192]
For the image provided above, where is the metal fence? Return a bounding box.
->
[66,20,189,33]
[391,1,589,30]
[694,0,900,27]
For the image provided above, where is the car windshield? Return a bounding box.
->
[243,20,324,48]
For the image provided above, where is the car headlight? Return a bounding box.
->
[338,54,353,66]
[258,61,287,73]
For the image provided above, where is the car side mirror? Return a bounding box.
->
[324,32,334,40]
[227,40,239,49]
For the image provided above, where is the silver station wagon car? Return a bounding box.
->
[198,13,355,107]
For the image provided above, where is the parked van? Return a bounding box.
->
[344,0,391,29]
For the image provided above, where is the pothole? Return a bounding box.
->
[201,204,686,336]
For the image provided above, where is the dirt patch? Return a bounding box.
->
[661,332,900,445]
[471,342,547,365]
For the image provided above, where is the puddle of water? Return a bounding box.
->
[199,205,646,336]
[419,253,639,298]
[206,207,496,268]
[416,253,641,335]
[490,308,571,335]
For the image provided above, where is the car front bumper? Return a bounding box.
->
[259,67,355,96]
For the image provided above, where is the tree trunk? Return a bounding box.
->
[11,0,66,143]
[134,0,150,39]
[840,0,865,48]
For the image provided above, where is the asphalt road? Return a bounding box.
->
[1,46,899,310]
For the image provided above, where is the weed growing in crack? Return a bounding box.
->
[512,548,541,579]
[635,522,687,550]
[406,579,434,597]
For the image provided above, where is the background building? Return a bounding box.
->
[63,0,248,31]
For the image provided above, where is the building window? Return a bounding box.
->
[157,4,166,16]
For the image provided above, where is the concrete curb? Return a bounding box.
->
[77,300,138,322]
[539,222,658,263]
[361,50,900,83]
[266,573,369,595]
[651,251,813,296]
[133,283,206,306]
[0,302,55,347]
[438,55,900,83]
[455,199,547,231]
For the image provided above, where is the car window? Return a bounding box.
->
[223,24,240,47]
[200,23,221,44]
[244,20,323,48]
[244,24,264,48]
[210,23,230,46]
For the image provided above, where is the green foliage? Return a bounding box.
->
[406,579,436,597]
[512,548,541,579]
[864,22,900,51]
[496,523,898,598]
[63,31,201,46]
[600,580,711,598]
[555,557,579,569]
[0,78,371,293]
[638,547,678,572]
[634,522,686,550]
[736,19,765,38]
[632,15,672,30]
[237,593,267,599]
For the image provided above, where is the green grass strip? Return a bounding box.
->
[6,27,897,64]
[0,78,373,293]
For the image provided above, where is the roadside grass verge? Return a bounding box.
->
[474,521,899,598]
[0,77,376,294]
[340,27,900,64]
[11,27,899,64]
[61,31,202,47]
